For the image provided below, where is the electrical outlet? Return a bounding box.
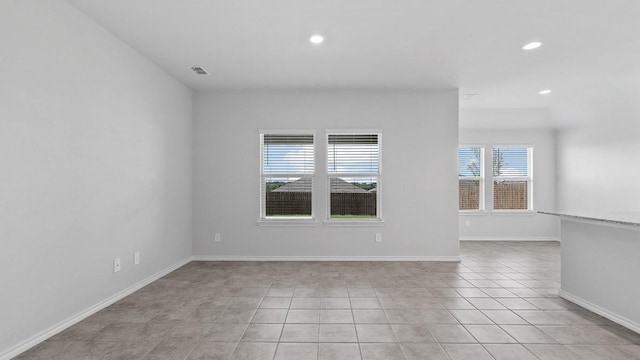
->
[375,233,382,243]
[134,252,140,265]
[465,220,471,228]
[113,258,121,273]
[214,233,221,243]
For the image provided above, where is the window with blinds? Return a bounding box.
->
[260,133,314,218]
[327,133,381,220]
[492,146,532,210]
[458,147,483,211]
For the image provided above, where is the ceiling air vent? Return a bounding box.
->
[190,66,209,75]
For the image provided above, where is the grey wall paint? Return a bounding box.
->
[557,125,640,213]
[193,90,459,258]
[459,125,559,240]
[561,221,640,331]
[0,1,193,354]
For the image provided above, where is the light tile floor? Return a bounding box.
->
[15,241,640,359]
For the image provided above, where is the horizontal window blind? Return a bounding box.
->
[328,134,380,174]
[458,147,481,177]
[459,180,481,210]
[328,133,381,219]
[262,134,314,174]
[263,134,314,145]
[493,147,531,210]
[261,133,314,219]
[492,147,529,177]
[264,177,312,216]
[458,147,482,210]
[329,177,377,218]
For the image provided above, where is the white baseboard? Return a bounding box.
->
[558,289,640,334]
[1,256,192,360]
[460,236,560,242]
[192,255,461,262]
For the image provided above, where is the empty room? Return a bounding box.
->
[2,0,640,359]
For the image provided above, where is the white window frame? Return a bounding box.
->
[258,129,317,226]
[491,145,534,213]
[458,146,485,213]
[325,129,383,226]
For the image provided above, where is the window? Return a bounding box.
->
[458,147,484,211]
[492,146,532,210]
[260,132,315,220]
[327,133,381,220]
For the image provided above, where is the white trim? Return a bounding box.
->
[257,219,319,227]
[459,210,489,216]
[458,146,485,211]
[0,257,192,360]
[326,128,383,134]
[460,236,560,241]
[258,128,317,135]
[559,289,640,334]
[260,130,317,220]
[491,145,534,211]
[326,131,383,221]
[490,210,537,216]
[192,255,461,262]
[323,220,385,227]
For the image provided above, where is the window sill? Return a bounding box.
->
[491,210,536,216]
[459,210,488,216]
[324,219,385,228]
[257,218,319,227]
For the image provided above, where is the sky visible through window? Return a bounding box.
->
[263,144,314,175]
[328,144,379,174]
[458,147,481,177]
[458,147,528,177]
[264,143,379,184]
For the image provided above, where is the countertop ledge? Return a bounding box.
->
[538,211,640,227]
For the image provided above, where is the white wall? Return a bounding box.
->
[193,90,459,259]
[560,220,640,333]
[557,124,640,213]
[0,1,192,356]
[459,110,559,240]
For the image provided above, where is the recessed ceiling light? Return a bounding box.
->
[539,89,552,95]
[460,93,479,101]
[522,41,542,50]
[309,34,324,44]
